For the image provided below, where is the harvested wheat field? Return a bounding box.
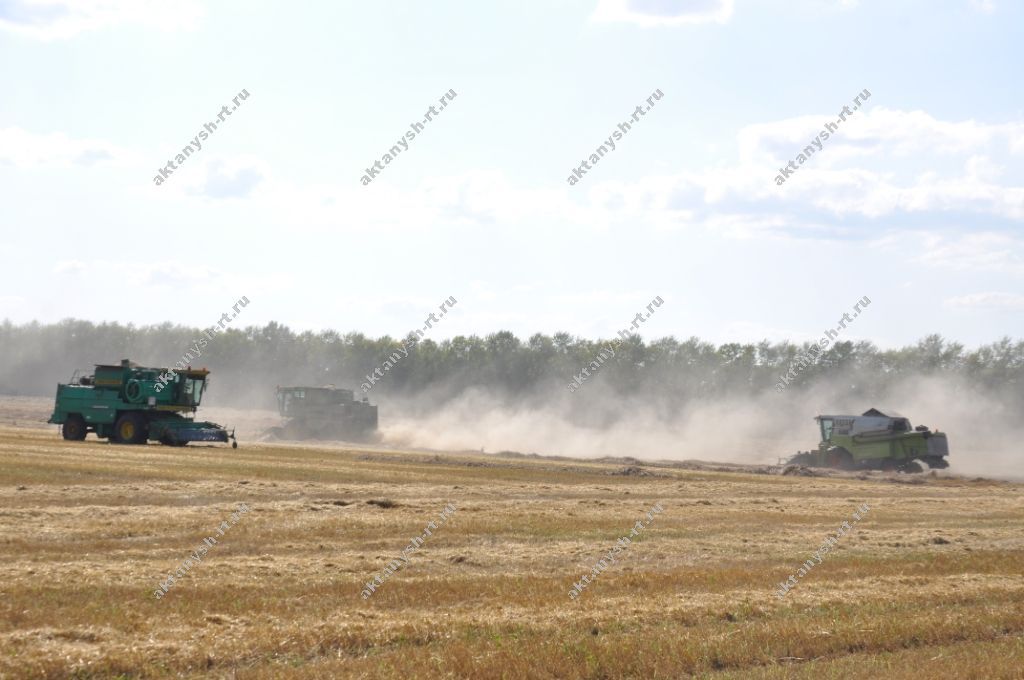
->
[0,422,1022,679]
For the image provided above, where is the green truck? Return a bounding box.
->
[787,408,948,472]
[48,359,236,447]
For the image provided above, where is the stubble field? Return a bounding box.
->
[0,398,1022,679]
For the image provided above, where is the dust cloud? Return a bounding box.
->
[375,375,1022,480]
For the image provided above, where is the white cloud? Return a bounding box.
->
[0,127,135,168]
[49,259,290,308]
[167,156,271,199]
[53,259,225,288]
[52,260,88,275]
[915,232,1024,275]
[0,0,205,40]
[591,0,734,27]
[216,166,605,238]
[660,106,1024,222]
[127,105,1024,250]
[946,292,1024,309]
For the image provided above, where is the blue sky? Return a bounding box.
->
[1,0,1021,348]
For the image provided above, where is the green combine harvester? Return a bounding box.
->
[787,408,948,473]
[269,385,378,441]
[48,359,237,447]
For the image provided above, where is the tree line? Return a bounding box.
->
[1,319,1021,412]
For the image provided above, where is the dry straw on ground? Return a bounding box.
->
[0,408,1022,678]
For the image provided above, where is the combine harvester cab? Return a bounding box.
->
[788,408,948,473]
[48,359,237,448]
[270,386,378,441]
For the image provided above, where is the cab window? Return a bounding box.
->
[820,418,834,442]
[182,377,205,405]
